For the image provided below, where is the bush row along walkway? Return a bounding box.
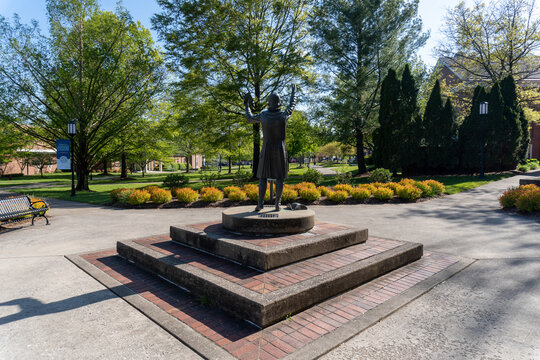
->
[0,171,538,359]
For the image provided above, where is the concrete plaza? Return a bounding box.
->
[1,172,538,359]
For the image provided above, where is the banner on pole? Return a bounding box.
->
[56,139,71,170]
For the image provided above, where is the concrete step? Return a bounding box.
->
[117,236,422,328]
[170,221,368,271]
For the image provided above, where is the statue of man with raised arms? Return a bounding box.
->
[244,84,297,211]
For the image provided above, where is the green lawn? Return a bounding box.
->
[4,166,513,205]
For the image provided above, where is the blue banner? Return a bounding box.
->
[56,139,71,170]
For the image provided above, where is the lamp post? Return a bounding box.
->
[479,102,488,179]
[68,121,77,196]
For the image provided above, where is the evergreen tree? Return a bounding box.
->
[499,76,523,169]
[373,68,401,172]
[423,80,444,171]
[439,98,459,171]
[458,85,488,172]
[517,107,530,162]
[485,82,506,171]
[500,75,527,166]
[399,64,422,173]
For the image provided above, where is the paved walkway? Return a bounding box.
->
[0,171,538,359]
[311,164,336,176]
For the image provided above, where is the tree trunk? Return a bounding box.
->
[121,152,127,179]
[185,155,191,173]
[356,128,367,174]
[75,158,90,191]
[228,155,232,174]
[103,160,108,175]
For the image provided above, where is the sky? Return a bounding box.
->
[0,0,537,67]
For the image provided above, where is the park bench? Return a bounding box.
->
[0,196,50,226]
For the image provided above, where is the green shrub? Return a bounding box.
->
[233,169,252,186]
[201,187,224,202]
[327,190,348,203]
[299,187,321,201]
[281,188,298,202]
[498,187,521,208]
[128,190,151,205]
[302,168,323,185]
[425,180,445,195]
[527,160,539,170]
[141,185,160,195]
[350,187,371,200]
[518,164,530,172]
[396,185,422,201]
[515,187,540,212]
[117,189,134,204]
[243,184,258,193]
[335,167,352,184]
[200,170,218,187]
[368,168,392,183]
[373,187,394,201]
[382,182,401,192]
[228,190,246,201]
[223,186,241,197]
[294,182,317,191]
[151,188,172,204]
[414,181,435,197]
[175,188,199,203]
[317,186,331,197]
[163,173,189,189]
[334,184,353,194]
[110,188,127,202]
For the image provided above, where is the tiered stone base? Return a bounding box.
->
[117,221,422,328]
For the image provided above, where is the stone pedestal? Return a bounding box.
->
[116,207,423,328]
[222,206,315,235]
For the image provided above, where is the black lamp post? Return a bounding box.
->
[479,101,488,179]
[68,120,77,196]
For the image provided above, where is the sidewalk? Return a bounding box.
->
[0,172,538,359]
[311,164,336,176]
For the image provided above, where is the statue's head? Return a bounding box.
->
[268,92,281,111]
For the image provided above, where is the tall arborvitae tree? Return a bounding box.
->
[500,75,528,165]
[485,82,506,171]
[517,106,530,162]
[373,69,401,172]
[439,98,459,171]
[399,64,422,173]
[423,80,444,171]
[458,85,488,172]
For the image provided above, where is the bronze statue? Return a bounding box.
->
[244,84,296,211]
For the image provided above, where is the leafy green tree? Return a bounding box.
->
[0,0,163,190]
[310,0,428,174]
[439,0,540,83]
[0,122,29,175]
[153,0,312,177]
[287,112,319,167]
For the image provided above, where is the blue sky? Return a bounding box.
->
[0,0,537,67]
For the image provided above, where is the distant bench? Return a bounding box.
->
[0,195,50,226]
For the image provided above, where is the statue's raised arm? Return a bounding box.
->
[285,84,297,116]
[244,92,260,123]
